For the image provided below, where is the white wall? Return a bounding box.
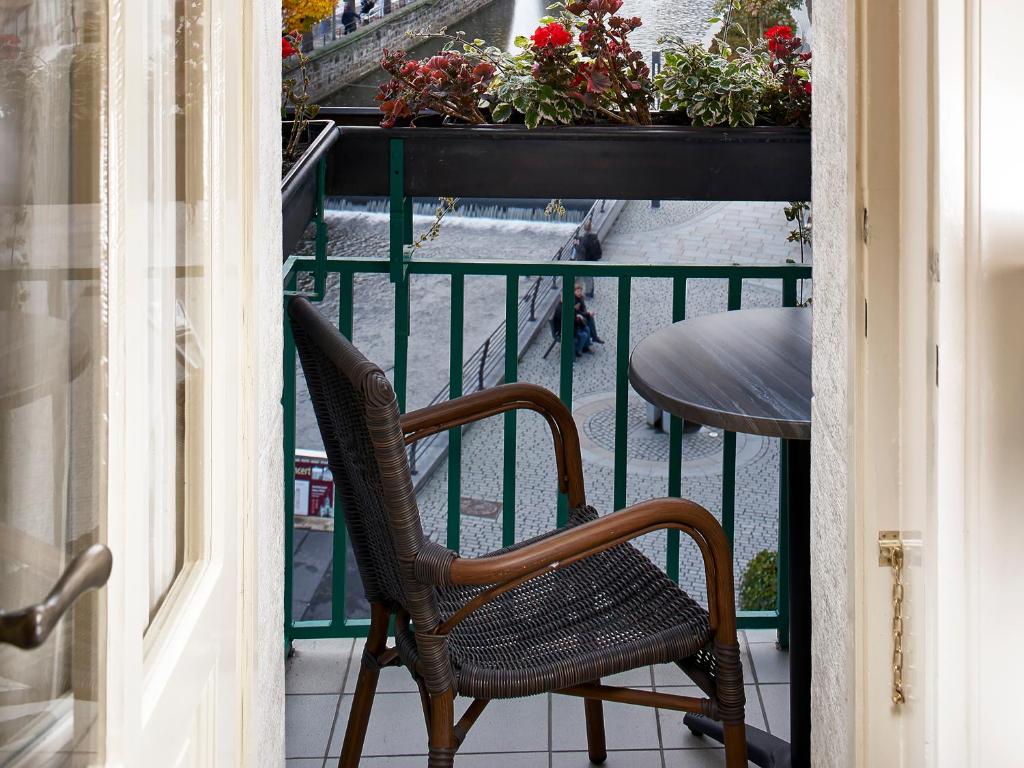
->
[809,0,859,763]
[242,0,285,765]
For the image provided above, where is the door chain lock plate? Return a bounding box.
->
[878,531,905,705]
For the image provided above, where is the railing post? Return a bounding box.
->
[777,440,791,648]
[388,138,408,285]
[529,278,539,321]
[721,276,743,552]
[447,274,465,550]
[313,156,328,302]
[503,274,519,546]
[613,275,631,512]
[282,277,298,653]
[666,277,687,582]
[389,139,411,411]
[557,275,576,525]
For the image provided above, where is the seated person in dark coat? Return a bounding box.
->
[573,282,604,345]
[553,283,603,358]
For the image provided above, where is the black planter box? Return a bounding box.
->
[282,119,341,260]
[319,109,810,201]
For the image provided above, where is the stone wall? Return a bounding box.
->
[288,0,501,102]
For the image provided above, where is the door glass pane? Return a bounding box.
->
[0,0,107,764]
[145,0,208,625]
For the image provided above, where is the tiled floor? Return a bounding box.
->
[286,630,788,767]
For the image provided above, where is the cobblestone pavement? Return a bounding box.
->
[292,200,812,613]
[414,200,812,605]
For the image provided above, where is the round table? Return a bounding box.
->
[628,307,810,440]
[628,307,811,768]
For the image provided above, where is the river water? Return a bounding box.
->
[325,0,722,106]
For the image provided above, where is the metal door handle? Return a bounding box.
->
[0,543,112,649]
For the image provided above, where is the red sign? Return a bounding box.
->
[294,450,335,518]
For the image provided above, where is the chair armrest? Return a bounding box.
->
[430,497,736,637]
[400,383,585,507]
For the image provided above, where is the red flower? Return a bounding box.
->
[765,25,794,55]
[765,25,794,40]
[531,22,573,48]
[804,81,812,95]
[281,36,297,58]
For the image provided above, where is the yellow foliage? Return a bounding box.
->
[283,0,336,32]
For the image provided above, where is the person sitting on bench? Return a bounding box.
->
[572,281,604,345]
[553,286,601,358]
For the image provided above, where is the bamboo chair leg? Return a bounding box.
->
[583,690,607,765]
[339,603,391,768]
[722,721,748,768]
[427,690,456,768]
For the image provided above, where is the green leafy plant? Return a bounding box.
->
[488,26,586,129]
[375,6,809,130]
[785,201,811,250]
[654,41,765,127]
[655,22,810,128]
[740,549,778,611]
[282,30,322,163]
[784,200,812,304]
[412,197,460,249]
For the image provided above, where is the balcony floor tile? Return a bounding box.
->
[551,749,664,767]
[287,639,355,695]
[286,693,342,760]
[291,637,790,766]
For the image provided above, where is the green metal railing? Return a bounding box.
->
[283,137,810,647]
[284,255,810,643]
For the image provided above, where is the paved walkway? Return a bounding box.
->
[292,200,811,614]
[415,200,810,603]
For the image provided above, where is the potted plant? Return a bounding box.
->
[322,1,811,202]
[281,23,340,261]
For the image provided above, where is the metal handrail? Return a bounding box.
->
[407,202,601,474]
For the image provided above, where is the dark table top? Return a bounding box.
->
[628,307,811,441]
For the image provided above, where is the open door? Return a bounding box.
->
[4,0,275,763]
[101,0,249,763]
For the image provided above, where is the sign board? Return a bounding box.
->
[294,449,335,518]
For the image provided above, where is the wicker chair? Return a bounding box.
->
[288,297,748,768]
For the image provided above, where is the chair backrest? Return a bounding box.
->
[288,297,442,632]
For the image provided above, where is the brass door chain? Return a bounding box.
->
[889,546,905,704]
[879,531,906,705]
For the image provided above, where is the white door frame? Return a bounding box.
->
[101,0,285,764]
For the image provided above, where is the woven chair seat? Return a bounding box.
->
[419,508,712,699]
